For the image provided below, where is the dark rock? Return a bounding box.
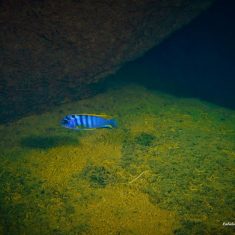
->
[0,0,214,123]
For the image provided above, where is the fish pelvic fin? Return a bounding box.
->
[103,124,113,129]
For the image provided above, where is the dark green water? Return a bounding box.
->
[0,0,235,234]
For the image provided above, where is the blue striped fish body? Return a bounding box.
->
[61,114,117,130]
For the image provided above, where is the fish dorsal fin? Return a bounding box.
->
[97,113,112,119]
[79,113,112,119]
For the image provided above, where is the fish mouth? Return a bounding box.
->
[60,119,68,126]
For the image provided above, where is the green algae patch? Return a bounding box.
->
[0,84,235,234]
[80,164,116,188]
[135,133,156,147]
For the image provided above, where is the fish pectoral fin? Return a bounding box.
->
[103,124,113,129]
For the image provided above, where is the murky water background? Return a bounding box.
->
[0,0,235,234]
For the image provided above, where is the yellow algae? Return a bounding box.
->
[128,115,157,135]
[128,170,149,184]
[0,84,234,234]
[26,140,121,188]
[86,186,178,235]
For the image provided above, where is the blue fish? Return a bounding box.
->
[61,114,117,130]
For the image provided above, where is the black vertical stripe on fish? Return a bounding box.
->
[85,115,89,128]
[82,115,87,127]
[74,116,79,126]
[80,115,83,127]
[91,115,94,127]
[82,115,86,127]
[86,115,89,127]
[87,115,92,128]
[78,115,82,126]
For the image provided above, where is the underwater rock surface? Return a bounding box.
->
[0,84,234,234]
[0,0,214,123]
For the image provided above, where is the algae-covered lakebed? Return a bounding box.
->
[0,84,234,235]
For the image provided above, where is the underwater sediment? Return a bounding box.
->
[0,84,234,234]
[0,0,214,123]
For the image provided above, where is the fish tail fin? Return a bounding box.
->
[108,119,118,128]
